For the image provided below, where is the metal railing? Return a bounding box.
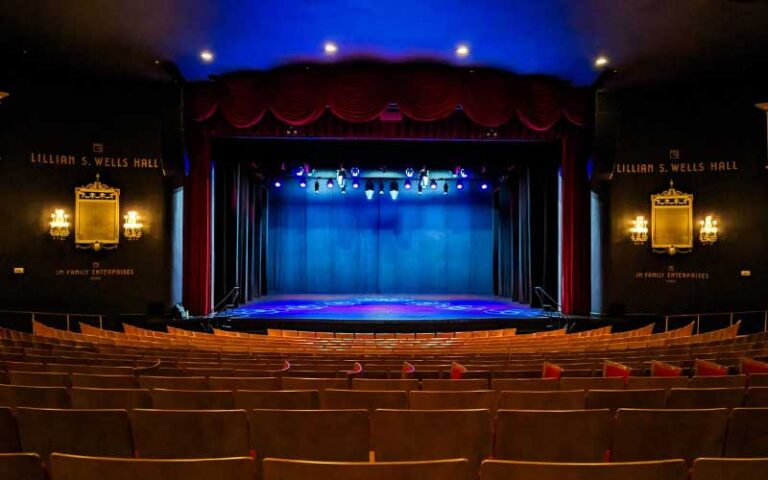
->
[662,309,768,334]
[0,309,106,331]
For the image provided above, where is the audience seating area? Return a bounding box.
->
[1,321,767,479]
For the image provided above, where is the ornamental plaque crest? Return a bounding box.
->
[74,174,120,250]
[651,180,693,255]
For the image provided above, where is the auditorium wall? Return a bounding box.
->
[0,79,183,314]
[597,80,768,315]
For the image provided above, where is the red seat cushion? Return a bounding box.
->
[741,357,768,375]
[603,360,631,379]
[450,362,468,380]
[650,360,683,377]
[694,359,729,376]
[542,362,563,380]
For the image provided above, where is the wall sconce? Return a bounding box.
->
[630,215,648,245]
[123,211,143,240]
[699,215,719,245]
[49,209,70,240]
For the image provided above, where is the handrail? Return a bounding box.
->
[0,309,105,331]
[661,309,768,334]
[534,286,560,310]
[213,286,241,312]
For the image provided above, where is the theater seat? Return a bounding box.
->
[249,409,369,471]
[70,374,138,389]
[688,375,747,389]
[0,408,20,452]
[744,387,768,407]
[666,388,744,409]
[612,408,730,464]
[0,385,70,408]
[691,457,768,480]
[320,389,408,412]
[723,408,768,457]
[8,371,70,387]
[70,388,152,409]
[409,390,498,411]
[494,409,613,462]
[262,458,470,480]
[372,409,492,472]
[626,376,689,391]
[15,408,134,461]
[0,453,44,480]
[498,390,585,410]
[281,378,348,391]
[207,376,280,391]
[480,459,687,480]
[421,379,489,391]
[351,378,419,391]
[234,390,319,409]
[491,378,558,392]
[49,453,256,480]
[586,389,667,411]
[559,377,625,391]
[131,409,250,458]
[149,389,235,410]
[138,376,207,390]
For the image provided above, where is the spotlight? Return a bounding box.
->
[199,49,214,63]
[418,183,423,195]
[274,180,282,188]
[295,166,305,176]
[460,168,468,178]
[364,180,375,200]
[419,168,430,188]
[299,178,307,188]
[481,182,489,190]
[455,44,470,58]
[378,181,384,195]
[341,185,347,195]
[314,180,320,194]
[405,167,415,178]
[594,55,609,68]
[430,179,437,190]
[389,181,399,200]
[336,168,347,188]
[326,178,334,189]
[456,180,464,190]
[404,179,412,190]
[352,178,360,189]
[443,183,449,195]
[350,167,360,177]
[324,41,338,55]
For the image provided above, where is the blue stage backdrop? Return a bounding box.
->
[267,180,493,294]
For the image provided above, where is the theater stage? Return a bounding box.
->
[216,295,558,333]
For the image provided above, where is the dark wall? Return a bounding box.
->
[0,79,183,314]
[598,82,768,314]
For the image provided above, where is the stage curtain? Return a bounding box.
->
[269,68,328,126]
[460,70,521,127]
[561,133,591,315]
[182,125,212,315]
[395,65,461,122]
[327,66,392,122]
[218,73,269,128]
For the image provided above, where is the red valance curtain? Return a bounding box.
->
[183,63,591,316]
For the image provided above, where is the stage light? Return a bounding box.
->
[324,41,338,55]
[295,166,305,176]
[430,179,437,190]
[199,49,214,63]
[456,180,464,190]
[299,178,307,188]
[326,178,334,189]
[314,180,320,194]
[460,168,468,178]
[352,178,360,189]
[350,167,360,177]
[405,167,415,178]
[336,168,347,188]
[404,179,412,190]
[443,182,449,195]
[594,55,609,67]
[481,182,489,190]
[418,183,423,195]
[378,181,384,195]
[341,185,347,195]
[273,180,282,188]
[389,181,399,200]
[419,168,429,188]
[365,180,375,200]
[455,44,470,58]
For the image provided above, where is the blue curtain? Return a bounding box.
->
[267,181,493,294]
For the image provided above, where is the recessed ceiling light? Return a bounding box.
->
[200,50,214,63]
[455,44,470,58]
[324,41,338,55]
[594,55,609,67]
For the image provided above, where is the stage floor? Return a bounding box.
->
[227,295,545,322]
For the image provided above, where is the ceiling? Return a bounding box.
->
[1,0,767,86]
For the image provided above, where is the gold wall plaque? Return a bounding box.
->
[75,174,120,250]
[651,180,693,254]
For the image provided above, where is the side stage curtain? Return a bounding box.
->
[494,166,558,306]
[561,134,591,315]
[214,160,266,306]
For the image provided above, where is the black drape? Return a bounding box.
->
[494,165,558,306]
[214,160,267,307]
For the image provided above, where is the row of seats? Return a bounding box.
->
[4,383,768,411]
[2,454,766,480]
[0,407,766,468]
[5,370,767,390]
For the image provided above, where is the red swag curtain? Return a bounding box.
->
[183,64,591,316]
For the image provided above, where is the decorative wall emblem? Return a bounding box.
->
[650,180,693,255]
[74,174,120,251]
